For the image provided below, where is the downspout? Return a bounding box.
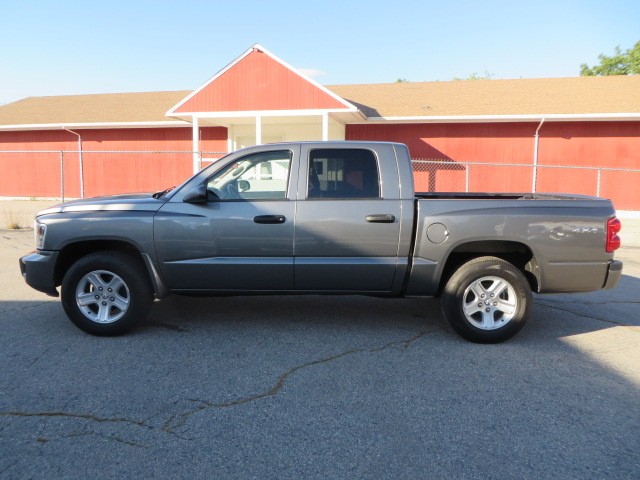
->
[532,118,545,193]
[63,127,84,198]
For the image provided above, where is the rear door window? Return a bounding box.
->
[308,149,380,199]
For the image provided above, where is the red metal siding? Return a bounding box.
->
[539,122,640,169]
[535,122,640,209]
[347,121,640,208]
[347,123,538,162]
[600,170,640,210]
[175,49,347,113]
[0,127,227,197]
[2,121,640,209]
[348,123,537,193]
[79,127,227,196]
[0,130,76,198]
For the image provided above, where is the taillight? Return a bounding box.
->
[606,217,621,253]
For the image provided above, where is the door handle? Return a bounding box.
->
[365,214,396,223]
[254,215,286,224]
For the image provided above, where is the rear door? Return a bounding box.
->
[294,145,402,292]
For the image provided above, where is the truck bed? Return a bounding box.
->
[415,192,595,201]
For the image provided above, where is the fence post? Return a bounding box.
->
[596,169,602,197]
[465,163,470,193]
[60,151,65,202]
[198,151,202,171]
[531,165,537,194]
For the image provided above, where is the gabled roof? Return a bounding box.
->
[167,44,356,116]
[329,76,640,119]
[0,71,639,130]
[0,91,190,128]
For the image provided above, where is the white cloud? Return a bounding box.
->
[298,68,326,78]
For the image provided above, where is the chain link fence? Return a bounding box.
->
[411,159,640,209]
[0,150,227,200]
[0,151,638,208]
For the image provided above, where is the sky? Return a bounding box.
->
[1,0,638,104]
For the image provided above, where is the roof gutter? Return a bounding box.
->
[0,121,190,132]
[1,113,638,131]
[362,112,640,124]
[63,127,84,198]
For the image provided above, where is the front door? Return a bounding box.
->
[154,148,297,291]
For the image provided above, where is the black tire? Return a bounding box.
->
[61,251,153,336]
[441,256,532,343]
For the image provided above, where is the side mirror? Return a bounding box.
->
[183,184,207,204]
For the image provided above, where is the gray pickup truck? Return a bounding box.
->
[20,141,623,343]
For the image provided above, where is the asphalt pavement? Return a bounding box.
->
[0,227,639,479]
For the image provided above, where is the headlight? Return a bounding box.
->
[34,222,47,250]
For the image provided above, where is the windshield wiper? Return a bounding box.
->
[152,186,175,199]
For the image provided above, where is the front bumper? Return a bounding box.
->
[19,251,59,297]
[603,260,623,290]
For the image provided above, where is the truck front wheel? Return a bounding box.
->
[441,256,531,343]
[61,251,153,336]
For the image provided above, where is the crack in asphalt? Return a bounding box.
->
[36,431,148,449]
[0,326,437,445]
[161,327,438,434]
[26,348,49,369]
[537,300,636,329]
[0,302,54,315]
[0,411,149,429]
[143,319,189,333]
[0,460,18,478]
[542,299,640,305]
[160,347,367,434]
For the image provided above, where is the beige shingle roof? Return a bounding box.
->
[328,76,640,117]
[0,76,638,127]
[0,91,190,126]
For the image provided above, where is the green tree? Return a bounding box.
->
[453,70,494,81]
[580,40,640,76]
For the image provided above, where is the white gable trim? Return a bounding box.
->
[166,45,256,116]
[187,109,361,118]
[255,44,358,112]
[165,44,358,117]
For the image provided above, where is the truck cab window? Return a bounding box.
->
[207,150,292,200]
[308,148,380,199]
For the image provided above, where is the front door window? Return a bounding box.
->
[207,150,292,200]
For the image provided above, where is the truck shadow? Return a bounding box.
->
[144,272,639,341]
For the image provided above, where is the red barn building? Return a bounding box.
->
[1,44,639,208]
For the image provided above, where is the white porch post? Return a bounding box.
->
[192,116,200,173]
[255,116,262,145]
[322,113,329,141]
[227,125,234,153]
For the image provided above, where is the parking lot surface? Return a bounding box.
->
[1,227,639,479]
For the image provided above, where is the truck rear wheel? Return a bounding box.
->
[61,251,153,336]
[441,256,531,343]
